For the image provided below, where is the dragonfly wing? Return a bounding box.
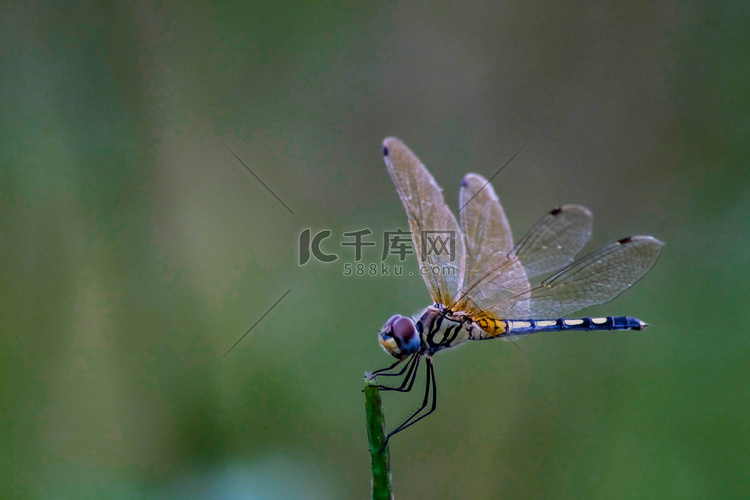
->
[510,205,594,279]
[452,173,530,318]
[383,137,465,306]
[519,235,663,318]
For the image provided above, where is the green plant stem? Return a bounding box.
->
[364,376,393,500]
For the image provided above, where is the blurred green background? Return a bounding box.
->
[1,1,747,498]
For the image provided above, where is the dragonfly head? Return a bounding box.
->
[379,314,420,359]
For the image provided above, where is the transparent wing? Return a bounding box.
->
[510,205,594,279]
[512,236,663,318]
[450,173,529,318]
[383,137,465,306]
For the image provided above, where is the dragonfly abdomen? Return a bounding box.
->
[504,316,648,337]
[473,317,508,338]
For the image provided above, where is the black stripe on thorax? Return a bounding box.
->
[425,313,444,348]
[444,323,461,346]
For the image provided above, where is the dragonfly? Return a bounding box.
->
[368,137,663,445]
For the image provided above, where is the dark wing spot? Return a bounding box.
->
[618,236,633,245]
[550,206,563,216]
[383,145,389,156]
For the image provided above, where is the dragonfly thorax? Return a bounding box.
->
[417,305,476,355]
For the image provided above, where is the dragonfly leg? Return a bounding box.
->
[369,355,409,378]
[374,354,421,392]
[378,358,437,452]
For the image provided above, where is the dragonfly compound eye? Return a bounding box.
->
[383,314,403,330]
[392,317,420,355]
[379,315,420,358]
[392,317,417,343]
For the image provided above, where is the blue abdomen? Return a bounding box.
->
[505,316,647,336]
